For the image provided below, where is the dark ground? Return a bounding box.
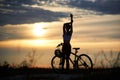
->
[0,67,119,80]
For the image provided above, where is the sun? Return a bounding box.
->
[33,23,46,37]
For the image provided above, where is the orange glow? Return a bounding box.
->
[0,39,59,48]
[33,23,46,37]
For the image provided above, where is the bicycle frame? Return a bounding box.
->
[68,52,80,69]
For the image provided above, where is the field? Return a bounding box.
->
[0,67,119,80]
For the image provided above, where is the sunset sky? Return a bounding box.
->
[0,0,120,68]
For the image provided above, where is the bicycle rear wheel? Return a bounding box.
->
[77,54,93,73]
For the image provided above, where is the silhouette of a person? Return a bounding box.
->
[61,14,73,70]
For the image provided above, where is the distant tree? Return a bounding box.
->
[91,50,120,68]
[19,48,37,68]
[19,60,29,68]
[3,61,10,68]
[102,50,120,68]
[29,48,36,66]
[113,52,120,68]
[26,48,36,67]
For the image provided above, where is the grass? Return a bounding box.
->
[0,67,119,80]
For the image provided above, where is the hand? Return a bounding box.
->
[70,14,73,23]
[70,14,73,18]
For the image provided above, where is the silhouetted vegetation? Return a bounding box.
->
[0,51,120,80]
[93,50,120,68]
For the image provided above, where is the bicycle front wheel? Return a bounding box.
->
[77,54,93,72]
[51,56,62,73]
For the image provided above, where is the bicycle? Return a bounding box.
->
[51,43,93,73]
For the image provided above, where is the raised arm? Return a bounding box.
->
[63,14,73,35]
[70,14,73,34]
[70,14,73,24]
[63,24,66,35]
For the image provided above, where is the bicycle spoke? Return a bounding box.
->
[77,54,93,70]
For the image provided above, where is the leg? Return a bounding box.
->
[61,44,66,70]
[61,54,65,69]
[66,55,70,70]
[66,43,71,70]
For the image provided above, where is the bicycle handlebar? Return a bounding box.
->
[56,43,63,47]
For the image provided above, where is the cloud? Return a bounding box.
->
[34,0,120,14]
[72,15,120,42]
[0,0,67,26]
[0,22,62,41]
[0,25,30,41]
[0,0,36,6]
[1,0,120,26]
[68,0,120,14]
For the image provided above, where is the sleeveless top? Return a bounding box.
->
[63,34,72,41]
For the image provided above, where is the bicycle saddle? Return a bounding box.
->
[73,48,80,50]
